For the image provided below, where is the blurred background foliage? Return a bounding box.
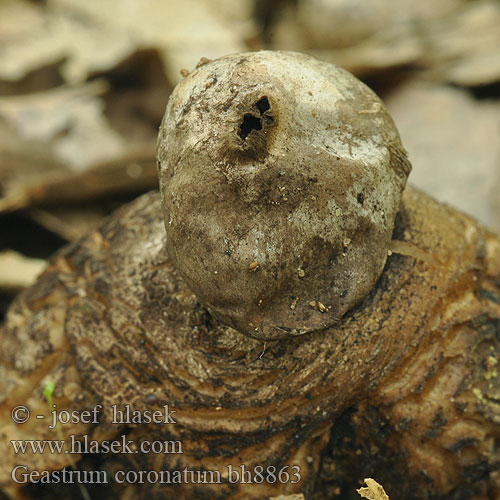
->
[0,0,499,318]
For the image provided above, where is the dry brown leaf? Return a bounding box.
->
[272,0,461,72]
[0,122,70,213]
[27,206,109,242]
[0,80,125,171]
[0,0,45,42]
[0,250,46,293]
[205,0,257,43]
[0,0,135,84]
[0,79,161,213]
[357,478,390,500]
[271,0,500,85]
[0,0,55,81]
[103,0,246,85]
[386,81,500,232]
[421,1,500,86]
[30,152,157,204]
[0,150,157,214]
[296,0,462,49]
[0,0,247,86]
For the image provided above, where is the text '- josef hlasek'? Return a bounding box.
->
[38,404,177,429]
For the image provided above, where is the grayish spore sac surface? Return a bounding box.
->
[157,51,411,340]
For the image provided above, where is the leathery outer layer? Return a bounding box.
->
[0,186,499,500]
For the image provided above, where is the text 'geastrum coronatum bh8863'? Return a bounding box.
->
[1,51,500,500]
[157,51,411,340]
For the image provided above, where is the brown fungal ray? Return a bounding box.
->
[0,251,101,500]
[0,186,499,500]
[157,51,411,341]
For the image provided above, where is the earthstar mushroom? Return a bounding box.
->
[0,51,499,500]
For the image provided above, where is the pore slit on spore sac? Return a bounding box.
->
[238,96,271,140]
[239,114,262,140]
[255,96,270,114]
